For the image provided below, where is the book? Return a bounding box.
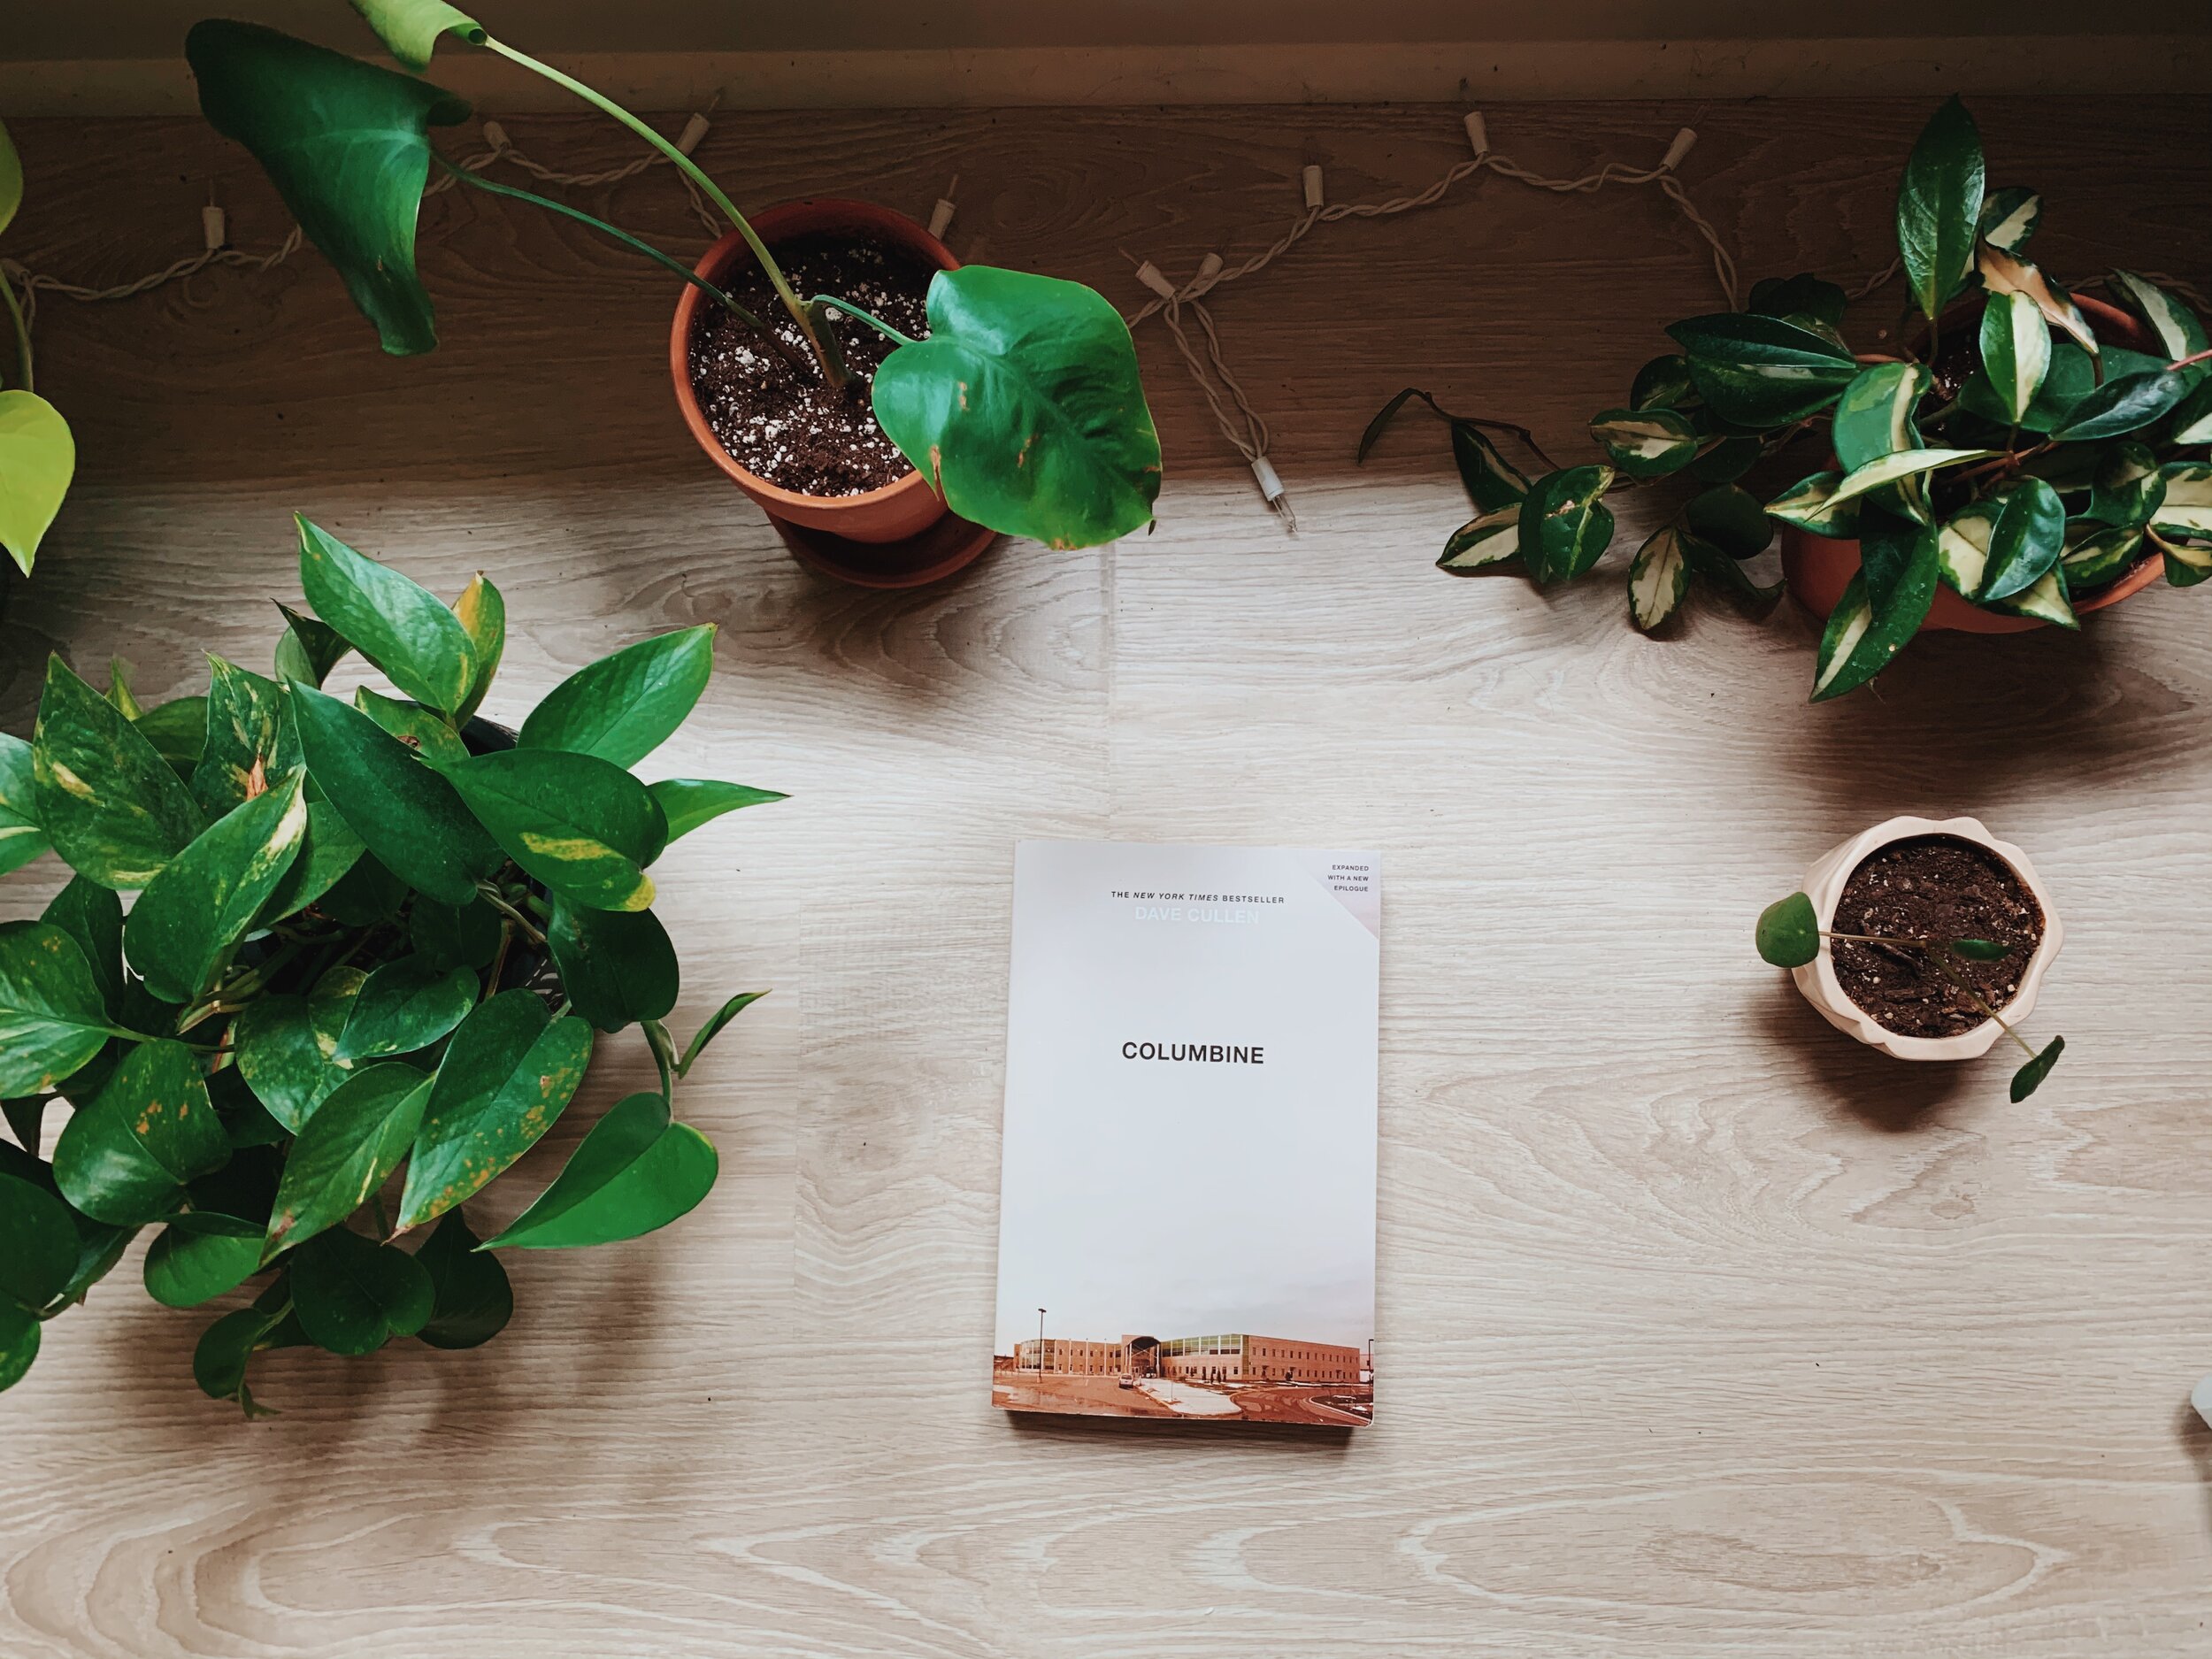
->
[990,840,1380,1425]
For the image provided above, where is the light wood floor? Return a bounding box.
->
[3,98,2209,1657]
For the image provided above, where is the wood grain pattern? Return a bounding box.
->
[2,99,2209,1657]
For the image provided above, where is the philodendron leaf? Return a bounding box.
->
[347,0,485,71]
[1436,505,1521,573]
[451,573,504,725]
[1976,291,2051,426]
[263,1062,433,1258]
[870,265,1162,549]
[1810,534,1939,703]
[2010,1034,2064,1102]
[480,1091,717,1250]
[1517,466,1616,585]
[1755,892,1820,969]
[334,957,477,1060]
[1767,472,1860,540]
[2152,462,2212,541]
[648,780,787,843]
[1449,422,1530,511]
[518,626,717,770]
[545,899,679,1033]
[440,749,665,912]
[297,517,477,713]
[0,920,115,1098]
[32,654,207,889]
[414,1206,511,1348]
[1978,186,2040,252]
[1626,526,1690,633]
[1976,478,2067,604]
[1824,449,1995,515]
[124,772,309,1005]
[2107,270,2208,364]
[1588,407,1697,479]
[289,1225,433,1355]
[53,1040,228,1226]
[188,20,472,356]
[142,1212,264,1309]
[2050,370,2193,443]
[1667,312,1858,426]
[397,992,592,1229]
[1896,94,1985,323]
[0,391,75,578]
[354,687,470,769]
[0,1171,80,1315]
[2085,442,2167,530]
[234,967,365,1133]
[192,657,300,816]
[290,683,501,906]
[0,733,51,879]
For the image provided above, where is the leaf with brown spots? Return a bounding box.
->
[51,1039,227,1226]
[0,919,115,1098]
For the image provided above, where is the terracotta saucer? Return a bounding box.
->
[770,505,1000,589]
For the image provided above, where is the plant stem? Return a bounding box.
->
[2169,345,2212,372]
[478,36,842,385]
[0,272,32,394]
[1921,948,2039,1061]
[1405,388,1566,472]
[476,881,548,948]
[484,918,514,1001]
[809,293,914,347]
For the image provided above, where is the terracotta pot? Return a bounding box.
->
[669,198,955,547]
[1790,815,2062,1063]
[1781,291,2163,634]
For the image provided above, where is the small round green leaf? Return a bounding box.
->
[1755,892,1821,969]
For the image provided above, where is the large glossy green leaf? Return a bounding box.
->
[2051,370,2193,442]
[871,265,1162,549]
[0,733,50,878]
[440,749,664,912]
[1976,291,2051,428]
[142,1212,264,1309]
[518,626,716,769]
[42,877,122,1018]
[482,1091,717,1250]
[545,899,678,1032]
[348,0,485,70]
[413,1206,511,1348]
[290,683,500,906]
[2107,270,2208,364]
[335,957,477,1060]
[253,801,367,926]
[1625,525,1689,632]
[354,687,470,768]
[273,603,349,688]
[1896,95,1985,323]
[451,573,504,724]
[297,517,476,713]
[397,992,591,1229]
[32,654,206,888]
[124,772,308,1005]
[1587,407,1696,479]
[263,1062,432,1257]
[1809,534,1939,703]
[1666,312,1857,426]
[53,1040,227,1225]
[0,391,74,579]
[0,1171,80,1314]
[1975,479,2066,603]
[0,921,114,1097]
[234,968,365,1133]
[192,657,300,817]
[1517,465,1616,585]
[188,20,471,357]
[648,780,787,844]
[290,1224,432,1354]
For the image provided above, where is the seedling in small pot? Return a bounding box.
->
[1755,890,2064,1099]
[185,2,1161,549]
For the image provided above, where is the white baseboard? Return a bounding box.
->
[4,36,2208,116]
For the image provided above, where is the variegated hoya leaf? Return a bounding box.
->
[2107,270,2208,364]
[1983,566,2077,627]
[1626,526,1690,631]
[1974,478,2066,603]
[1436,506,1520,573]
[2152,462,2212,540]
[1766,472,1860,539]
[2174,380,2212,445]
[1449,423,1530,511]
[2085,442,2165,530]
[1825,448,1995,515]
[2062,523,2145,590]
[1976,289,2051,426]
[1587,408,1697,479]
[2154,527,2212,588]
[1978,243,2097,356]
[1978,186,2041,253]
[1936,499,2001,596]
[1810,531,1939,703]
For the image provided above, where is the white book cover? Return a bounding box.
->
[991,840,1380,1425]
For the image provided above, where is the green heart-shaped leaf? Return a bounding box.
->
[348,0,485,70]
[1896,95,1985,323]
[647,780,786,845]
[264,1062,432,1258]
[53,1040,228,1226]
[124,772,308,1005]
[0,920,115,1098]
[871,265,1162,549]
[545,899,678,1032]
[188,20,471,357]
[1755,891,1821,968]
[518,626,716,770]
[297,517,477,713]
[335,956,477,1060]
[440,748,664,912]
[32,654,207,889]
[398,992,592,1229]
[1517,465,1616,585]
[481,1091,717,1250]
[289,1225,433,1354]
[142,1212,264,1309]
[234,967,365,1133]
[291,682,501,906]
[0,391,75,578]
[413,1205,511,1348]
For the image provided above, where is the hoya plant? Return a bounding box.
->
[184,3,1161,550]
[0,517,780,1413]
[1755,890,2063,1100]
[0,117,77,579]
[1364,95,2212,699]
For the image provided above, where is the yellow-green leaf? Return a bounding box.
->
[0,391,74,578]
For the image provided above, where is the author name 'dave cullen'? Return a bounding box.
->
[1121,1041,1265,1064]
